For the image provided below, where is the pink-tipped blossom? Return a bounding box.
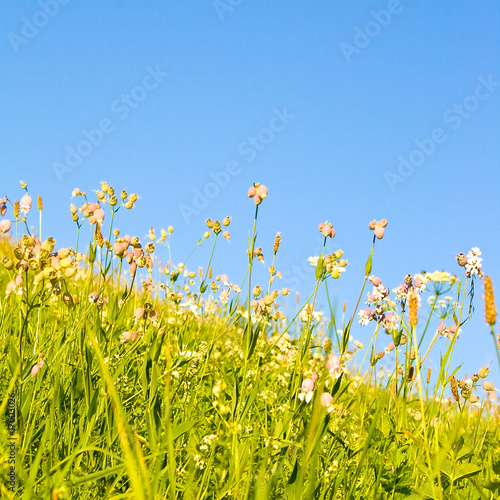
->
[93,208,105,224]
[369,219,388,239]
[120,331,138,343]
[298,378,316,403]
[0,219,11,233]
[326,355,342,379]
[320,392,334,412]
[318,222,336,238]
[20,193,32,216]
[248,183,268,205]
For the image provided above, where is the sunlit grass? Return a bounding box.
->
[0,182,499,499]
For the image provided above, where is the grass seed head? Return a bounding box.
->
[484,275,497,326]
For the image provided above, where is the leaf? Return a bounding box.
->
[331,373,343,397]
[315,257,324,281]
[453,462,482,481]
[288,459,298,484]
[88,242,95,265]
[171,420,197,441]
[365,253,373,276]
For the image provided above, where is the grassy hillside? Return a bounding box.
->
[1,182,499,499]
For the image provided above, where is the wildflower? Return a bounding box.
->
[326,355,342,379]
[369,275,382,286]
[298,378,315,403]
[120,331,138,343]
[483,381,495,391]
[357,308,372,326]
[134,307,146,320]
[392,284,408,302]
[369,219,387,239]
[31,363,41,377]
[88,291,99,303]
[479,365,490,378]
[320,393,334,412]
[318,222,335,238]
[20,193,32,216]
[456,253,467,267]
[247,183,268,205]
[220,289,230,304]
[381,312,399,333]
[308,256,319,267]
[222,216,231,226]
[93,208,105,224]
[0,219,11,234]
[223,230,230,241]
[483,276,497,326]
[463,247,483,278]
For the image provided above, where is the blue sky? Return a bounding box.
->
[1,1,499,385]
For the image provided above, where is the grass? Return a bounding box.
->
[1,182,500,499]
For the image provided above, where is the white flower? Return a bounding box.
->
[466,247,483,277]
[357,308,371,326]
[308,256,319,267]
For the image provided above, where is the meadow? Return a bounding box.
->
[1,181,499,499]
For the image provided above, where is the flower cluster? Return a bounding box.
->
[368,219,387,239]
[457,247,483,278]
[247,183,268,205]
[4,236,82,298]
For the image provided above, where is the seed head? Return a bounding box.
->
[274,233,281,253]
[449,375,460,402]
[483,276,497,326]
[408,290,419,328]
[37,196,43,210]
[478,365,490,379]
[14,200,19,219]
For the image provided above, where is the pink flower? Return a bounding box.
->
[0,219,11,234]
[320,392,334,412]
[0,197,7,216]
[326,355,342,379]
[369,275,381,286]
[120,331,138,343]
[93,208,105,224]
[318,222,336,238]
[31,364,40,377]
[248,183,268,205]
[369,219,388,239]
[20,193,32,215]
[223,230,230,241]
[298,378,316,403]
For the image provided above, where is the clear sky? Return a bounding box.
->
[1,1,499,385]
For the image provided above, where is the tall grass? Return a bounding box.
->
[0,182,499,499]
